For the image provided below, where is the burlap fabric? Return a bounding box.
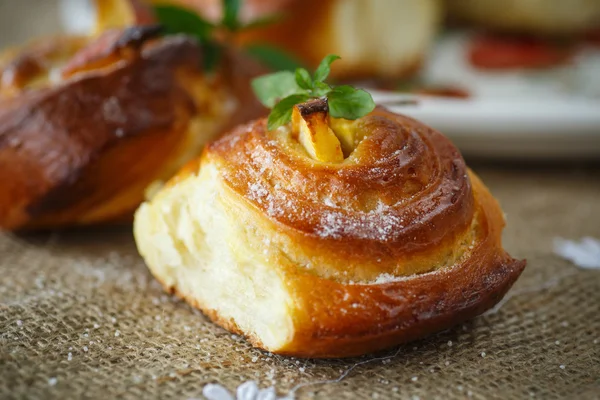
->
[1,166,599,399]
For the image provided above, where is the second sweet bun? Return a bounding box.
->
[134,100,525,358]
[0,25,263,231]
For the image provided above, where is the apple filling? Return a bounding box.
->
[291,98,365,162]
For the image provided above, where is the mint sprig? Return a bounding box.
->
[153,4,301,72]
[251,54,376,130]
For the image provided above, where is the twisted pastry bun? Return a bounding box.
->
[163,0,441,80]
[0,26,255,231]
[134,100,525,358]
[445,0,600,36]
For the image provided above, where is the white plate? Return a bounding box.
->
[371,33,600,159]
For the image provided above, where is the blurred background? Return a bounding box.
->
[1,0,599,159]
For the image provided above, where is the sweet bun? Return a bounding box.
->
[0,26,257,231]
[167,0,442,80]
[134,100,525,358]
[445,0,600,35]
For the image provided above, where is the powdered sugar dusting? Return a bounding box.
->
[316,209,405,241]
[372,273,405,284]
[554,237,600,269]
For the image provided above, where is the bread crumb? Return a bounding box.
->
[481,352,486,358]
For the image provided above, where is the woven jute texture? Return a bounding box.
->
[1,166,599,400]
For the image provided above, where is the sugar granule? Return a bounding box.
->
[16,320,22,326]
[48,377,57,386]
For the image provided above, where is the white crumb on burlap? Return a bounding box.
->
[553,237,600,269]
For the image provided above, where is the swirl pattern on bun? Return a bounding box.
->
[134,103,525,358]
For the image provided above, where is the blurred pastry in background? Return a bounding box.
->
[0,1,264,231]
[157,0,442,80]
[445,0,600,36]
[443,0,600,70]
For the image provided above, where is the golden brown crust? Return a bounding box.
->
[0,30,206,230]
[0,26,266,231]
[208,108,475,280]
[153,107,525,358]
[276,172,525,357]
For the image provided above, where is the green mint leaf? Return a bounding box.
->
[267,94,311,130]
[153,5,214,39]
[328,85,375,120]
[202,41,222,72]
[311,81,332,97]
[251,71,302,108]
[242,13,284,30]
[222,0,241,31]
[295,68,312,90]
[313,54,341,82]
[245,44,303,71]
